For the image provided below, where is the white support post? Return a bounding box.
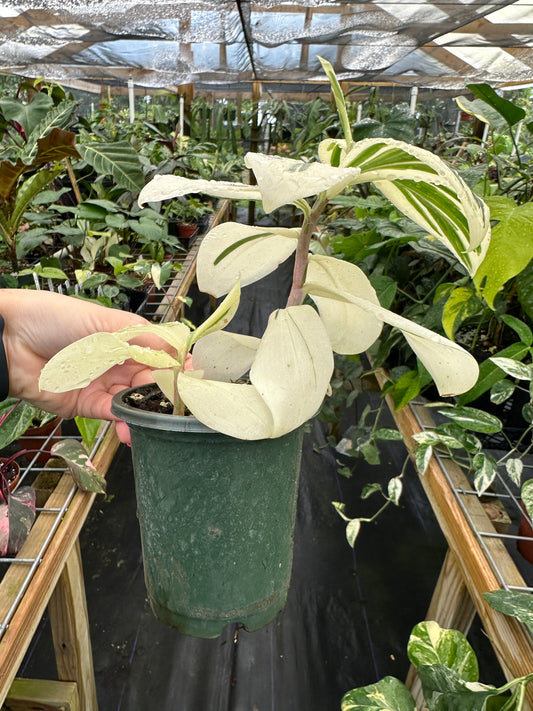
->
[409,86,419,116]
[455,110,462,134]
[128,77,135,123]
[179,94,185,151]
[356,102,362,123]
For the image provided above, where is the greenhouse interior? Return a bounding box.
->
[0,1,532,709]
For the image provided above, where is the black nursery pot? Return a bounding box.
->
[111,384,304,638]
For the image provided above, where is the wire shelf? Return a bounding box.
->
[409,399,533,596]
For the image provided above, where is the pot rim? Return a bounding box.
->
[111,383,216,433]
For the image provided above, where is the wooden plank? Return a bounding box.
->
[405,549,476,707]
[0,477,96,706]
[48,540,97,711]
[374,369,533,708]
[3,678,79,711]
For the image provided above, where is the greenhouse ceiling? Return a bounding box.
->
[0,0,532,93]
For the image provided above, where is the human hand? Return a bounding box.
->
[0,289,171,443]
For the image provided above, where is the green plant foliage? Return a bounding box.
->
[77,140,144,193]
[407,620,479,681]
[473,197,533,307]
[341,676,416,711]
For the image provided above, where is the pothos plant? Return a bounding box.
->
[39,59,490,445]
[342,614,533,711]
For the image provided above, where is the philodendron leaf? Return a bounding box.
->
[317,137,491,275]
[177,375,274,439]
[250,305,334,438]
[341,676,416,711]
[306,255,383,354]
[407,621,479,682]
[51,439,106,494]
[318,57,353,149]
[244,151,361,213]
[178,305,333,439]
[196,222,299,298]
[474,198,533,307]
[39,332,178,392]
[191,330,259,382]
[484,589,533,637]
[138,174,262,207]
[188,279,241,346]
[304,265,479,396]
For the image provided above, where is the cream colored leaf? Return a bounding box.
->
[191,331,260,381]
[306,255,383,353]
[196,222,299,297]
[153,369,176,403]
[318,136,490,269]
[138,174,262,206]
[126,345,179,369]
[250,305,334,437]
[39,332,132,392]
[401,330,479,396]
[189,279,241,346]
[116,321,191,353]
[244,152,361,213]
[177,372,274,440]
[304,282,479,396]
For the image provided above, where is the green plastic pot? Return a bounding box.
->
[111,384,304,638]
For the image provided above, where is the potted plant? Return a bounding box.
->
[165,195,213,239]
[39,59,490,638]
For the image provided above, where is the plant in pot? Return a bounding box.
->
[39,59,490,639]
[165,195,213,239]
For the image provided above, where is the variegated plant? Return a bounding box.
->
[39,59,490,441]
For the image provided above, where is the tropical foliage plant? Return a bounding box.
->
[341,616,533,711]
[40,59,489,444]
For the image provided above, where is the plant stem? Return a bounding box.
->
[286,196,327,307]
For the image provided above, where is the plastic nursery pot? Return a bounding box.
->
[111,383,304,639]
[177,222,198,239]
[18,416,62,464]
[0,458,20,492]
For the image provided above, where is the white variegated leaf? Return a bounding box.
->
[39,332,133,392]
[189,279,241,346]
[250,305,334,438]
[177,372,275,439]
[115,321,191,353]
[126,345,178,369]
[153,369,177,404]
[244,152,360,213]
[191,331,260,381]
[318,137,490,274]
[306,255,383,353]
[304,281,479,396]
[138,174,262,206]
[196,222,299,297]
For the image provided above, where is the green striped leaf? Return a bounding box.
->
[77,140,144,193]
[318,137,490,274]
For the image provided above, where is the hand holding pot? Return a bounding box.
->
[0,289,171,442]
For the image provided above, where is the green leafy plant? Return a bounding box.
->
[341,618,533,711]
[39,59,489,442]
